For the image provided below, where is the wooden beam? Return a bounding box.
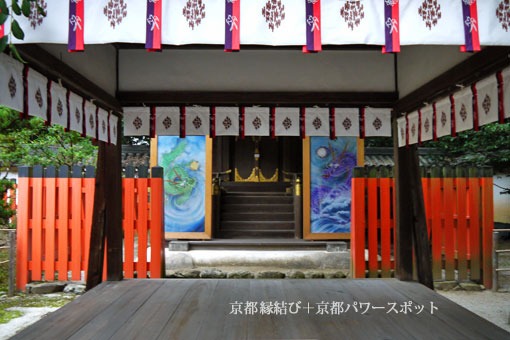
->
[114,43,382,51]
[392,115,414,281]
[394,46,510,114]
[14,44,122,113]
[118,91,398,107]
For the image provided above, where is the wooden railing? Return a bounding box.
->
[351,166,494,288]
[16,165,165,291]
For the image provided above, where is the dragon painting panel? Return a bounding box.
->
[310,137,357,234]
[158,136,206,233]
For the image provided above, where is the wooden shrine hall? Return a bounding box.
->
[1,0,509,338]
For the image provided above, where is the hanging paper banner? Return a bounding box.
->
[155,106,180,135]
[407,111,419,144]
[241,0,305,45]
[502,67,510,120]
[124,107,150,136]
[420,105,433,142]
[434,97,452,138]
[322,0,384,45]
[305,107,329,136]
[303,0,321,52]
[146,0,162,51]
[400,1,463,45]
[478,0,510,46]
[383,0,400,53]
[397,116,407,147]
[334,108,359,137]
[225,0,240,51]
[364,108,392,137]
[97,107,109,142]
[275,107,300,136]
[68,0,84,52]
[49,81,68,129]
[68,91,84,133]
[84,100,97,139]
[244,107,270,136]
[215,107,239,135]
[452,86,473,133]
[460,0,480,52]
[185,106,210,135]
[0,54,24,113]
[476,75,499,127]
[109,113,118,144]
[26,68,48,120]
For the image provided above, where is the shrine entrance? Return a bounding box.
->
[212,136,302,239]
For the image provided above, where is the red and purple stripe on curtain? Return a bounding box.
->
[146,0,162,51]
[225,0,240,51]
[303,0,321,53]
[0,8,4,40]
[68,0,84,52]
[382,0,399,53]
[460,0,480,52]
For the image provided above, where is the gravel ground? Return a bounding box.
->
[0,307,58,340]
[438,290,510,333]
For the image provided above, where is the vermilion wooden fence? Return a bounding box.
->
[351,166,494,288]
[16,165,165,290]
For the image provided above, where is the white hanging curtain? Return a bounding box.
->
[503,67,510,120]
[0,54,24,113]
[84,100,97,139]
[97,107,110,142]
[27,68,48,120]
[275,107,300,136]
[109,113,119,145]
[68,91,84,134]
[397,116,407,147]
[155,106,180,136]
[244,107,270,136]
[215,107,239,136]
[476,75,499,127]
[304,108,329,137]
[453,86,474,133]
[364,108,392,137]
[334,108,359,137]
[420,105,434,142]
[407,111,419,145]
[123,107,150,136]
[185,106,210,136]
[49,82,68,129]
[435,97,452,138]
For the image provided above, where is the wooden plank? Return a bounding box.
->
[136,169,149,279]
[351,167,366,278]
[443,167,455,281]
[367,167,378,278]
[44,167,56,281]
[468,168,481,281]
[57,166,70,281]
[388,279,510,339]
[481,168,494,289]
[67,280,165,340]
[16,167,31,290]
[150,167,165,278]
[31,166,44,281]
[123,167,135,279]
[380,167,392,278]
[456,167,468,280]
[70,166,83,281]
[11,281,135,340]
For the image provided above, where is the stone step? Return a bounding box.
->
[222,204,294,213]
[221,212,295,222]
[222,182,291,193]
[222,195,293,204]
[217,230,296,239]
[220,221,295,230]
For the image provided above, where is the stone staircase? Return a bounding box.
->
[218,182,295,239]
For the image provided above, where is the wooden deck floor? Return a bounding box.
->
[12,279,509,340]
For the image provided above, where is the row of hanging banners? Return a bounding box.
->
[3,0,510,53]
[397,65,510,147]
[0,53,119,144]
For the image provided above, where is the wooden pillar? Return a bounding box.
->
[86,117,123,290]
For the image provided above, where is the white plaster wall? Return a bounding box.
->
[397,45,472,98]
[118,49,396,92]
[494,174,510,224]
[40,44,117,96]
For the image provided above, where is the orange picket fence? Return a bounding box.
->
[16,165,165,290]
[351,166,494,288]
